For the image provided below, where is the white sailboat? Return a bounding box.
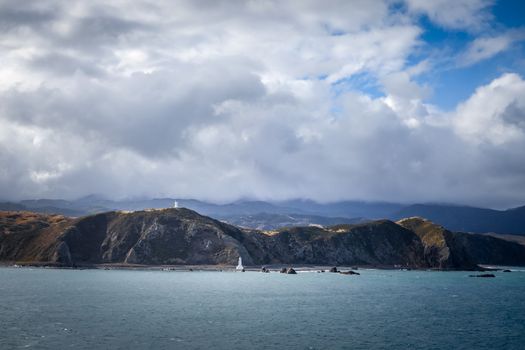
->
[236,256,244,271]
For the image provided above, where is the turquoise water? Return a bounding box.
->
[1,268,524,350]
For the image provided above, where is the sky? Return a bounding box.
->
[0,0,524,208]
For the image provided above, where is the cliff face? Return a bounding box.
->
[397,217,525,268]
[2,209,525,268]
[397,217,478,269]
[0,209,253,266]
[0,211,72,263]
[245,221,426,267]
[60,209,254,266]
[453,233,525,266]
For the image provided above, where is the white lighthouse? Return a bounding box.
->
[236,256,244,271]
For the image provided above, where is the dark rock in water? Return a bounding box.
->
[286,267,297,274]
[469,273,496,278]
[503,269,512,272]
[261,267,269,273]
[320,270,325,273]
[280,267,287,273]
[340,270,360,275]
[329,267,338,273]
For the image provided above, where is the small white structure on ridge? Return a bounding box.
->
[173,201,179,208]
[236,256,244,271]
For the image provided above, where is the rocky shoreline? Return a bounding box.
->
[1,261,502,273]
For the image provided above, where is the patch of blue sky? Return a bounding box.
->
[322,22,346,36]
[418,16,473,49]
[407,0,525,110]
[318,1,524,112]
[493,0,525,28]
[327,72,384,120]
[427,41,525,110]
[330,71,384,99]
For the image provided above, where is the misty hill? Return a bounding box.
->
[2,198,525,235]
[221,213,364,230]
[393,204,525,235]
[270,199,404,218]
[0,197,402,217]
[2,209,525,269]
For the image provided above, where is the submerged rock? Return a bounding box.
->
[469,273,496,278]
[280,267,287,273]
[340,270,360,275]
[329,267,338,273]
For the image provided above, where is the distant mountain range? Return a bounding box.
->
[222,213,364,230]
[392,204,525,235]
[1,196,524,235]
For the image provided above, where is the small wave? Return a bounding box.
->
[481,265,525,272]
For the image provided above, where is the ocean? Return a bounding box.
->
[1,267,524,349]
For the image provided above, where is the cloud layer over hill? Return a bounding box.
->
[0,0,524,207]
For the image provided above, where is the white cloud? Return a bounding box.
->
[454,73,525,145]
[457,30,525,67]
[405,0,493,31]
[0,1,523,208]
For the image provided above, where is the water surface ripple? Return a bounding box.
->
[1,268,524,349]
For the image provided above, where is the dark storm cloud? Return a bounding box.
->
[29,53,106,77]
[56,15,155,52]
[0,2,59,31]
[2,61,266,158]
[501,102,525,130]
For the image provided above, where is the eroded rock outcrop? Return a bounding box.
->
[245,221,427,267]
[0,209,253,266]
[397,217,478,269]
[398,217,525,268]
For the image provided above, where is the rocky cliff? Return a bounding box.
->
[244,221,426,267]
[397,217,525,268]
[2,209,525,269]
[397,217,478,269]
